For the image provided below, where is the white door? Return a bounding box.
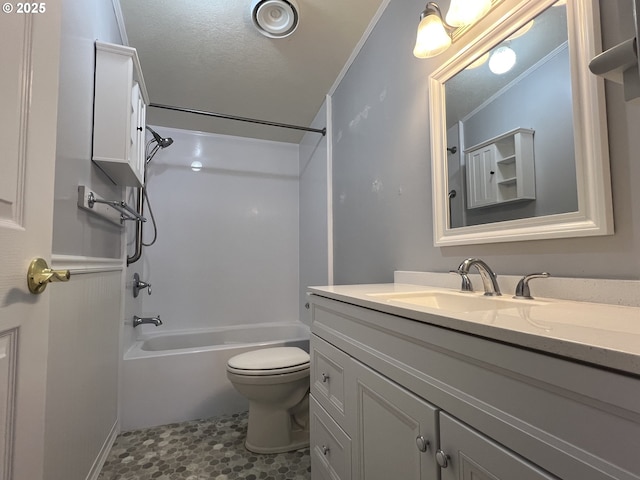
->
[0,7,62,480]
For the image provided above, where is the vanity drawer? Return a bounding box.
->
[310,395,352,480]
[311,334,353,432]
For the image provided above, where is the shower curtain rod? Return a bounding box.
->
[149,103,327,136]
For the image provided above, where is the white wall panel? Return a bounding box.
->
[45,261,122,480]
[299,100,330,324]
[139,127,300,332]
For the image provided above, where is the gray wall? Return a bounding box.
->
[52,0,123,258]
[462,45,578,225]
[45,0,124,478]
[332,0,640,283]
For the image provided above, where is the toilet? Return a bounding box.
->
[226,346,310,454]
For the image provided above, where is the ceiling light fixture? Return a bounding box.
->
[251,0,299,39]
[489,46,516,74]
[413,1,493,59]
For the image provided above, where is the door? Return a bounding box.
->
[0,8,62,480]
[351,361,439,480]
[438,413,557,480]
[466,146,497,209]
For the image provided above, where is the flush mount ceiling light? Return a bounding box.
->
[413,1,493,59]
[251,0,299,38]
[489,46,516,74]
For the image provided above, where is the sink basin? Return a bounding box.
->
[368,291,531,312]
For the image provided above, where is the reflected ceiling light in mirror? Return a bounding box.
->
[190,161,203,172]
[445,0,491,28]
[489,46,516,74]
[413,3,452,58]
[465,51,490,70]
[507,19,534,41]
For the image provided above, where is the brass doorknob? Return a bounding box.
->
[27,258,71,294]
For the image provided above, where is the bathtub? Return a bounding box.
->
[121,322,310,431]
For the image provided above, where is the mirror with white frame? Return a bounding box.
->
[429,0,613,246]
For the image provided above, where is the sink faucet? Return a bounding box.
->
[133,315,162,327]
[456,258,501,296]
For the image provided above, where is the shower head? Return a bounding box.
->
[146,126,173,149]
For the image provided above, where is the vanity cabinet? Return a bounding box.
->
[465,128,535,209]
[93,41,149,187]
[309,293,640,480]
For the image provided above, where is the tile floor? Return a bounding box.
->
[98,412,311,480]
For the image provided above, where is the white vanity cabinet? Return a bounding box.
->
[92,41,149,187]
[465,128,535,209]
[309,293,640,480]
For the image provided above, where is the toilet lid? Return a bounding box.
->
[227,347,310,372]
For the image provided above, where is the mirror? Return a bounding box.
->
[429,0,613,246]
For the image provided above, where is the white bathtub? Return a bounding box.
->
[121,322,310,431]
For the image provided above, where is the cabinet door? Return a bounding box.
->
[465,146,497,208]
[351,361,439,480]
[438,413,557,480]
[130,82,146,185]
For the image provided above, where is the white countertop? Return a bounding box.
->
[308,283,640,377]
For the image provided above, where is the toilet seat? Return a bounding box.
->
[227,347,310,376]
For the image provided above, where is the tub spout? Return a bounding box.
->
[133,315,162,327]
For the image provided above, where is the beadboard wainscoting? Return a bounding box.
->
[45,255,124,480]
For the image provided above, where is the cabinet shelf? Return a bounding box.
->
[498,177,517,185]
[496,155,516,165]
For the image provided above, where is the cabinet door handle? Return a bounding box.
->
[436,449,449,468]
[137,126,143,131]
[321,373,330,383]
[321,445,330,455]
[415,435,429,452]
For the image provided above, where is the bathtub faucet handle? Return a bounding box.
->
[133,273,152,298]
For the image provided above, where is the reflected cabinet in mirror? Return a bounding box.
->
[429,0,613,246]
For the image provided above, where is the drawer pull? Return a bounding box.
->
[436,449,449,468]
[321,445,330,455]
[415,435,429,452]
[321,372,330,383]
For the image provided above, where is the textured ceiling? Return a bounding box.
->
[118,0,385,143]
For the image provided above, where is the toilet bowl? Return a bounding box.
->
[226,346,310,454]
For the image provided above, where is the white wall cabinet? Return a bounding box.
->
[465,128,535,209]
[93,41,149,187]
[309,294,640,480]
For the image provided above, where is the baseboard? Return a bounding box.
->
[85,419,119,480]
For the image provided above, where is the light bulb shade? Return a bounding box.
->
[413,12,452,58]
[445,0,491,27]
[251,0,299,38]
[489,46,516,74]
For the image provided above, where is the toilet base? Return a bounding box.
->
[243,396,310,454]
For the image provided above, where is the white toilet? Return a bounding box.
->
[226,346,310,454]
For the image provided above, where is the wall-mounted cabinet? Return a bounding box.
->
[465,128,535,209]
[92,41,149,187]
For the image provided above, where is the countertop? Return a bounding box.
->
[308,283,640,377]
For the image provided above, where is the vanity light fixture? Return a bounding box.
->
[489,46,516,74]
[413,1,492,59]
[445,0,491,28]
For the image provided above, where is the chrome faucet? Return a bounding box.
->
[133,315,162,327]
[456,258,501,296]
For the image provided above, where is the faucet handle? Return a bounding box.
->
[514,272,550,299]
[450,270,473,292]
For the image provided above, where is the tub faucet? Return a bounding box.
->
[133,315,162,327]
[456,258,502,296]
